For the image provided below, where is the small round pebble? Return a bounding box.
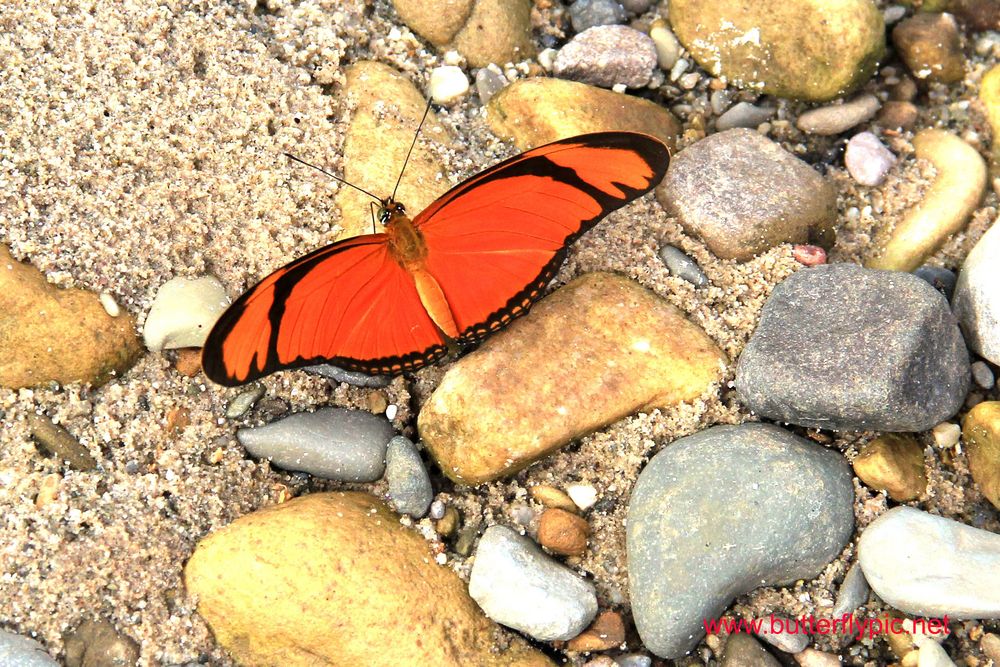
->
[429,499,446,520]
[845,131,896,186]
[795,648,843,667]
[972,361,995,390]
[931,422,961,448]
[620,0,651,13]
[879,100,919,130]
[716,102,776,131]
[615,655,653,667]
[99,292,121,317]
[0,629,60,666]
[474,67,506,104]
[553,25,657,89]
[568,0,627,32]
[659,245,708,287]
[792,244,827,266]
[567,483,598,510]
[796,94,881,135]
[538,508,591,556]
[429,65,469,105]
[143,275,230,352]
[225,384,265,419]
[385,436,433,518]
[648,20,680,70]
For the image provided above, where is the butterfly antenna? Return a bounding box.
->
[283,153,381,203]
[391,98,433,202]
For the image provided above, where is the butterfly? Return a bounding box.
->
[201,131,670,386]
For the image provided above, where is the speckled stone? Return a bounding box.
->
[554,25,657,88]
[0,630,59,667]
[845,131,896,186]
[797,94,881,136]
[736,264,969,431]
[568,0,627,32]
[627,423,854,658]
[385,436,433,518]
[893,12,965,84]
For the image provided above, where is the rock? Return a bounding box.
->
[429,65,469,105]
[878,100,919,129]
[185,493,552,666]
[648,20,680,71]
[225,384,265,419]
[795,649,844,667]
[845,131,896,186]
[567,484,599,511]
[487,77,679,151]
[0,629,59,667]
[756,615,809,654]
[792,244,828,266]
[980,65,1000,172]
[28,414,97,471]
[917,641,957,667]
[722,633,780,667]
[669,0,885,101]
[983,634,1000,663]
[391,0,534,68]
[853,433,926,501]
[301,363,390,388]
[972,361,995,389]
[529,485,579,513]
[567,611,626,652]
[418,273,725,484]
[963,401,1000,509]
[475,67,507,104]
[469,525,598,641]
[833,562,871,617]
[932,421,961,448]
[658,245,708,287]
[716,102,776,131]
[385,435,433,517]
[736,264,969,431]
[953,221,1000,364]
[172,348,202,377]
[568,0,627,32]
[143,276,228,352]
[859,506,1000,618]
[796,94,881,135]
[63,619,139,667]
[237,407,394,481]
[656,129,837,261]
[614,655,653,667]
[537,508,591,556]
[0,246,141,388]
[915,265,958,299]
[627,423,855,658]
[554,25,657,88]
[952,0,1000,30]
[893,13,965,84]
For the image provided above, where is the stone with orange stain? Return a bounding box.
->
[566,611,626,652]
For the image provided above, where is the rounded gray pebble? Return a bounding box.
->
[301,364,390,388]
[833,561,871,618]
[385,436,433,518]
[237,407,394,481]
[569,0,627,32]
[796,94,881,135]
[659,245,708,287]
[469,525,598,641]
[716,102,776,131]
[554,25,657,88]
[0,630,59,667]
[225,384,265,419]
[845,131,896,186]
[475,67,506,104]
[615,655,653,667]
[756,614,809,654]
[915,265,957,300]
[429,499,446,520]
[972,361,995,390]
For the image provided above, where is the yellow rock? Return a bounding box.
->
[486,77,679,151]
[980,64,1000,174]
[184,492,553,667]
[867,129,986,271]
[335,62,454,239]
[963,401,1000,509]
[852,433,926,501]
[392,0,534,68]
[0,246,141,388]
[418,273,726,485]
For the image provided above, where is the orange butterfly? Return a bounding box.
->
[202,131,670,386]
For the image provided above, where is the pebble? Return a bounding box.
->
[982,64,1000,169]
[384,436,433,518]
[538,508,591,556]
[917,641,957,667]
[567,611,626,651]
[185,493,549,665]
[657,128,837,261]
[668,0,885,101]
[893,13,965,84]
[716,102,776,131]
[845,131,896,186]
[953,220,1000,364]
[99,292,120,317]
[301,363,390,388]
[795,649,843,667]
[529,485,578,513]
[931,422,961,448]
[963,401,1000,510]
[972,361,995,390]
[568,0,627,32]
[859,506,1000,618]
[983,633,1000,662]
[553,25,657,89]
[878,100,919,130]
[722,633,780,667]
[620,0,651,13]
[884,5,907,24]
[28,414,97,471]
[627,423,854,658]
[796,94,881,135]
[756,615,809,654]
[143,275,229,352]
[63,619,139,667]
[615,655,653,667]
[237,407,394,481]
[429,499,446,520]
[914,265,957,300]
[474,67,506,104]
[853,434,926,501]
[0,629,59,666]
[833,562,871,617]
[469,525,598,641]
[659,245,708,287]
[736,264,970,431]
[792,244,827,266]
[419,273,724,484]
[954,0,1000,31]
[428,65,469,105]
[566,483,598,511]
[225,384,265,419]
[648,19,680,70]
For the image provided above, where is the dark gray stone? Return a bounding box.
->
[627,423,855,659]
[914,264,957,300]
[568,0,627,32]
[0,630,59,667]
[833,561,871,617]
[736,264,970,431]
[385,436,433,518]
[659,245,708,287]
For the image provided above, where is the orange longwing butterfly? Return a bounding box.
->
[201,131,670,386]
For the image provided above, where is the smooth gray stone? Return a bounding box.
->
[225,384,265,419]
[659,245,708,287]
[832,561,871,617]
[721,633,780,667]
[568,0,627,32]
[859,506,1000,619]
[385,436,433,518]
[616,655,654,667]
[0,630,59,667]
[469,525,597,641]
[237,407,393,481]
[972,360,995,390]
[915,265,957,300]
[736,264,970,431]
[716,102,776,131]
[627,423,854,659]
[953,221,1000,364]
[301,364,390,388]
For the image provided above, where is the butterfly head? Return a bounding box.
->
[378,198,406,226]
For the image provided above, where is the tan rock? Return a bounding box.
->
[486,77,679,151]
[979,64,1000,174]
[963,401,1000,510]
[418,273,726,484]
[63,619,140,667]
[336,62,453,239]
[867,130,987,271]
[529,485,579,513]
[853,433,926,501]
[722,633,780,667]
[392,0,534,68]
[185,492,553,667]
[892,13,965,84]
[0,246,141,388]
[566,611,626,652]
[172,348,202,377]
[538,508,591,556]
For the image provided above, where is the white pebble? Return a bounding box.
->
[99,292,121,317]
[918,640,957,667]
[567,483,598,511]
[429,66,469,105]
[845,131,897,187]
[931,422,961,448]
[538,47,558,71]
[884,5,907,24]
[143,275,230,352]
[385,404,398,421]
[669,57,688,82]
[649,20,680,71]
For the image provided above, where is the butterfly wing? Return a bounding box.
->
[201,235,448,386]
[414,132,670,342]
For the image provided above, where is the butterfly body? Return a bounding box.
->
[203,132,670,386]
